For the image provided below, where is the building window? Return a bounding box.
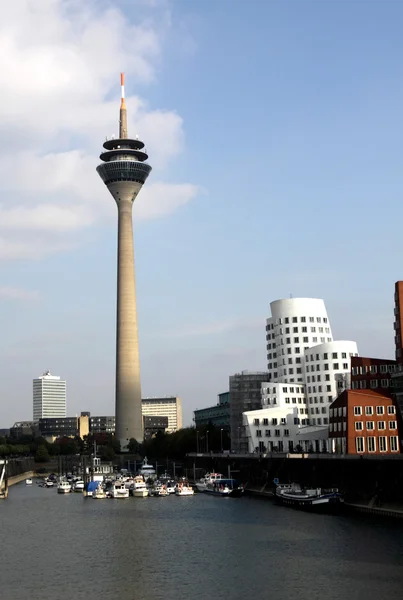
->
[380,365,387,374]
[302,327,307,333]
[294,337,299,343]
[309,317,314,322]
[388,406,396,415]
[378,421,386,431]
[367,437,376,452]
[292,317,297,323]
[301,317,306,323]
[370,365,378,374]
[326,385,332,392]
[343,363,348,369]
[390,436,399,452]
[272,418,278,426]
[303,337,309,343]
[389,421,397,430]
[294,418,300,425]
[284,429,290,436]
[280,417,287,425]
[311,327,316,333]
[376,406,384,415]
[366,421,374,430]
[341,352,347,359]
[370,380,378,389]
[333,363,339,370]
[254,418,260,425]
[356,437,365,453]
[365,406,373,416]
[275,429,280,437]
[265,430,271,437]
[256,430,262,437]
[354,406,362,416]
[295,347,300,354]
[379,436,387,452]
[355,422,363,431]
[263,418,268,425]
[293,327,298,333]
[332,352,338,359]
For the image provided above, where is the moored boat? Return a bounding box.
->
[204,478,244,498]
[57,480,71,494]
[93,485,107,499]
[73,480,85,493]
[131,475,149,498]
[108,481,129,499]
[275,482,344,511]
[149,482,168,497]
[175,482,194,496]
[196,473,224,493]
[25,478,33,486]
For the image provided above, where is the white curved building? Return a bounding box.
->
[304,340,358,426]
[266,298,333,383]
[243,297,359,453]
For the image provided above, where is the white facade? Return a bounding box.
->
[141,397,182,433]
[244,298,359,453]
[33,370,66,421]
[304,340,358,426]
[266,298,333,384]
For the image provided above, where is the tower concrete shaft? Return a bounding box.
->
[97,74,152,447]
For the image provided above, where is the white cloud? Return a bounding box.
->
[0,286,40,301]
[0,0,198,260]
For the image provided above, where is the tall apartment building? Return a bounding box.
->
[230,371,269,452]
[244,298,358,453]
[141,397,182,433]
[33,370,66,421]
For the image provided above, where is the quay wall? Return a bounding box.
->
[7,471,35,486]
[185,453,403,504]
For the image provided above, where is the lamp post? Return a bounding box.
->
[206,430,209,453]
[220,428,223,453]
[196,430,199,454]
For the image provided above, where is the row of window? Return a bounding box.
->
[306,363,349,373]
[355,421,397,431]
[308,385,333,393]
[263,386,304,394]
[356,436,399,453]
[256,429,290,437]
[353,405,395,416]
[351,364,396,375]
[268,326,331,340]
[351,380,390,390]
[308,396,334,404]
[306,352,350,362]
[267,316,329,328]
[306,374,332,383]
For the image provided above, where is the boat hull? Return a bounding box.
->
[57,488,71,494]
[204,488,244,498]
[275,492,344,512]
[133,489,149,497]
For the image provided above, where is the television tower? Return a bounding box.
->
[97,74,152,446]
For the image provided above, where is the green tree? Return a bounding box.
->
[35,445,50,463]
[127,438,141,454]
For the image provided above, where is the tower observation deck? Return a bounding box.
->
[96,74,152,447]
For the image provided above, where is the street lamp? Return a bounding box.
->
[220,428,223,453]
[206,430,209,453]
[196,430,199,453]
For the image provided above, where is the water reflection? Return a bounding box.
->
[0,484,402,600]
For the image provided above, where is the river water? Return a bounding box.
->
[1,481,403,600]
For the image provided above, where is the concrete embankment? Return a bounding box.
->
[7,471,35,487]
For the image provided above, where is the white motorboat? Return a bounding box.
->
[45,478,54,488]
[204,478,244,498]
[165,480,176,494]
[139,457,156,480]
[73,480,85,493]
[175,483,194,496]
[196,473,224,492]
[25,478,33,485]
[149,482,168,497]
[93,485,107,499]
[110,481,129,499]
[57,480,71,494]
[131,475,149,498]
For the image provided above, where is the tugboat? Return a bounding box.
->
[275,482,344,511]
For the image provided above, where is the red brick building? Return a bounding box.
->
[350,356,397,392]
[329,389,400,455]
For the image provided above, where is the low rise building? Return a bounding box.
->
[194,392,230,430]
[89,416,116,435]
[329,389,400,455]
[350,356,397,391]
[143,415,169,440]
[38,414,89,440]
[141,397,182,433]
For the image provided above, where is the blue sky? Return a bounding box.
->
[1,0,403,427]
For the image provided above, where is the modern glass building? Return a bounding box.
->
[194,392,230,430]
